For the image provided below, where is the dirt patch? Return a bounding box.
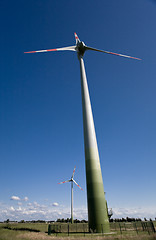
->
[17,232,52,239]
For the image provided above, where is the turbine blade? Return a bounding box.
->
[85,46,141,60]
[58,180,70,184]
[74,32,80,44]
[72,166,76,178]
[24,46,76,54]
[73,180,83,190]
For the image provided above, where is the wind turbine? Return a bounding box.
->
[25,33,141,233]
[58,166,83,224]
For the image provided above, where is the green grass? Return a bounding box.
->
[0,229,156,240]
[0,222,155,240]
[0,222,48,232]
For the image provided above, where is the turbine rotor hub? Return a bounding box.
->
[77,41,86,56]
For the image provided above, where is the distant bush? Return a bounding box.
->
[110,217,142,222]
[56,218,88,223]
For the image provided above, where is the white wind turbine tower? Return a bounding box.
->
[58,166,83,224]
[25,33,141,232]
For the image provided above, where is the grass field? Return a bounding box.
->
[0,222,156,240]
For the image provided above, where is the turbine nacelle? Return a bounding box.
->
[76,41,86,56]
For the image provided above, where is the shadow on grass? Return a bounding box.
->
[3,226,40,233]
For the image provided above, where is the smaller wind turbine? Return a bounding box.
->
[58,166,83,224]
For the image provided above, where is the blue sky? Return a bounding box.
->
[0,0,156,221]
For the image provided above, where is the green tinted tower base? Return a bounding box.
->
[79,55,110,233]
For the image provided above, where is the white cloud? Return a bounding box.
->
[18,202,22,206]
[17,207,22,212]
[52,202,59,207]
[23,197,29,202]
[10,196,29,202]
[0,201,88,222]
[10,206,15,212]
[10,196,21,201]
[33,202,40,207]
[1,198,156,222]
[112,206,156,219]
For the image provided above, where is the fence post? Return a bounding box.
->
[124,223,126,231]
[48,224,51,235]
[141,222,145,231]
[68,223,69,236]
[146,222,150,235]
[150,220,155,233]
[83,224,85,236]
[56,225,58,236]
[134,222,138,234]
[114,222,116,230]
[119,223,122,234]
